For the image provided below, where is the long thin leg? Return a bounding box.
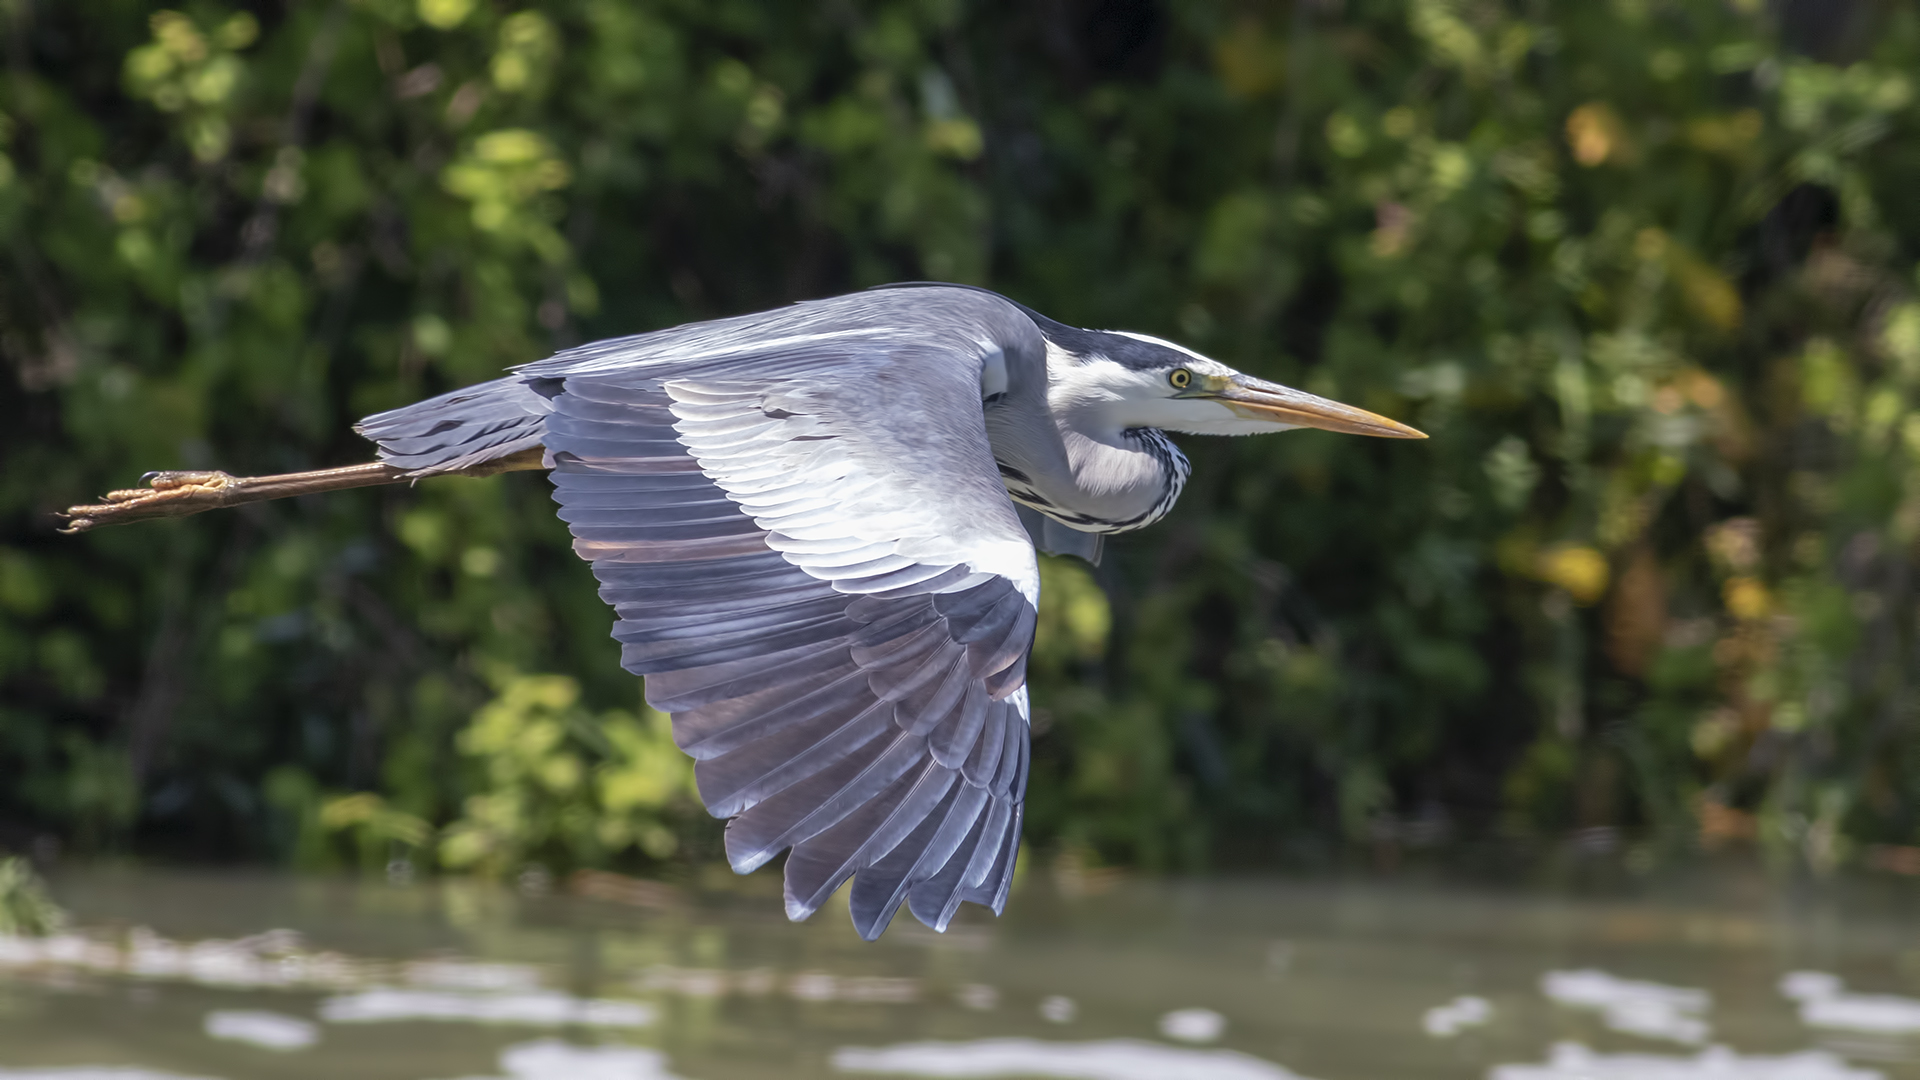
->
[58,447,546,534]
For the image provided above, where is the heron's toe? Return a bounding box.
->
[141,470,234,492]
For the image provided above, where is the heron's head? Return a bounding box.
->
[1042,327,1426,440]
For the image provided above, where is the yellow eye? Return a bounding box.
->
[1169,368,1192,390]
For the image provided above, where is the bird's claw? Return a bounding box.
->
[58,471,239,534]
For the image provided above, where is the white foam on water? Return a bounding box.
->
[1779,971,1920,1034]
[202,1010,319,1050]
[1802,998,1920,1037]
[0,934,131,974]
[0,928,377,992]
[405,960,545,992]
[1542,969,1711,1044]
[1423,995,1492,1037]
[1490,1041,1883,1080]
[1039,996,1077,1023]
[831,1038,1316,1080]
[1782,973,1846,1003]
[319,989,654,1028]
[1159,1007,1226,1043]
[436,1038,691,1080]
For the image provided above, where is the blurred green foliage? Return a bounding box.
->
[436,672,697,876]
[3,0,1920,880]
[0,857,64,935]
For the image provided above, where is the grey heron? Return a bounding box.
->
[61,284,1423,939]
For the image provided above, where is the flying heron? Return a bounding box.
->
[61,284,1424,940]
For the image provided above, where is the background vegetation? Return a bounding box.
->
[3,0,1918,884]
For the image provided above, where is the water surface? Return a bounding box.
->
[2,862,1918,1079]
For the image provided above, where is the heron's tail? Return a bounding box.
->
[354,375,555,476]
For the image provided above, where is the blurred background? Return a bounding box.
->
[2,0,1919,892]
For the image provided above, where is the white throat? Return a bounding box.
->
[984,343,1190,534]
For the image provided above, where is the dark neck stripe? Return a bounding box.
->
[1002,429,1188,535]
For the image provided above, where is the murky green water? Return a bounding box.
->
[3,862,1920,1079]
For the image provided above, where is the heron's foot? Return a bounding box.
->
[57,458,516,535]
[58,471,240,534]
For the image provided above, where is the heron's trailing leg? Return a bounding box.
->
[57,447,546,534]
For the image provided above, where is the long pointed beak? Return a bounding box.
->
[1208,375,1427,439]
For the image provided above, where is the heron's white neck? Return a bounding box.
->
[984,345,1189,534]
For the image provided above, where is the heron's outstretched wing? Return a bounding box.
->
[450,290,1043,940]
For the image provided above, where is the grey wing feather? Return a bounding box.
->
[353,376,554,475]
[356,289,1044,940]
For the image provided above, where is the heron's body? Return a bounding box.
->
[64,285,1421,940]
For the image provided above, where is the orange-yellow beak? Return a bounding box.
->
[1205,374,1427,439]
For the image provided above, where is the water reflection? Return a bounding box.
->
[452,1040,688,1080]
[1542,970,1712,1045]
[832,1038,1311,1080]
[319,989,653,1027]
[1488,1042,1879,1080]
[1160,1006,1228,1043]
[404,961,545,993]
[1785,972,1920,1036]
[0,925,385,991]
[201,1010,317,1050]
[1423,996,1493,1038]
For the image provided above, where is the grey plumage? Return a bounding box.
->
[352,284,1422,940]
[355,375,553,475]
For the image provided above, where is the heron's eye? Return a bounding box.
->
[1169,368,1192,390]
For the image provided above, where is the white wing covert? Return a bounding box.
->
[511,294,1043,940]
